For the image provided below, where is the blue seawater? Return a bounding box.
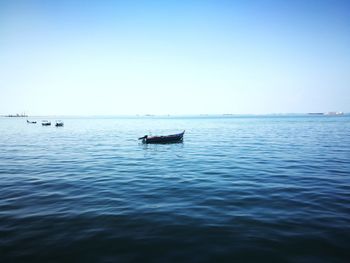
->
[0,116,350,262]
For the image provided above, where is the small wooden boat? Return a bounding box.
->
[55,121,64,127]
[27,120,37,124]
[42,120,51,126]
[139,131,185,144]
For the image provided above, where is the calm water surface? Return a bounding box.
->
[1,116,350,262]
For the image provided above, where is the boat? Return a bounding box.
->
[139,131,185,144]
[27,120,37,124]
[42,120,51,126]
[55,121,64,127]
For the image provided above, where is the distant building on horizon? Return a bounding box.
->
[4,113,28,117]
[325,112,344,116]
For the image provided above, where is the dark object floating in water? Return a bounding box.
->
[42,120,51,126]
[27,120,37,124]
[139,131,185,144]
[55,121,64,127]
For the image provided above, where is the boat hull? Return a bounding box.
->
[142,131,185,144]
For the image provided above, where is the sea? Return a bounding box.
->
[0,115,349,262]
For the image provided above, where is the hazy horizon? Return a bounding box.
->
[1,0,349,115]
[1,112,348,118]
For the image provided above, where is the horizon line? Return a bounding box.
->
[1,112,347,118]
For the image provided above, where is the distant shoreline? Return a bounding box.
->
[1,113,348,118]
[3,114,28,118]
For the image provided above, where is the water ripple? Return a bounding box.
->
[1,116,350,262]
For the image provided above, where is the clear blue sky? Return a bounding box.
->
[1,0,349,115]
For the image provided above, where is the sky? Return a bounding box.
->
[1,0,349,115]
